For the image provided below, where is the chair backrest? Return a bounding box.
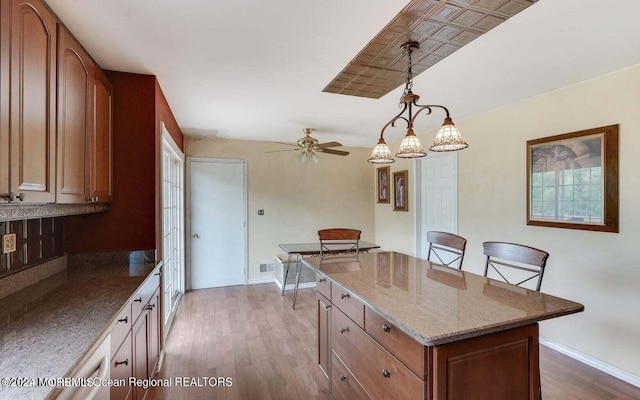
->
[482,241,549,292]
[318,228,361,258]
[426,231,467,270]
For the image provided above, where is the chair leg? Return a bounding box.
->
[292,260,302,310]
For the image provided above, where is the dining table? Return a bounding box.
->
[278,241,380,308]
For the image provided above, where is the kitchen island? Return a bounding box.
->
[303,251,584,400]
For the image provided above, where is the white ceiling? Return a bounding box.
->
[46,0,640,148]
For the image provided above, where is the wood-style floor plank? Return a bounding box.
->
[147,284,640,400]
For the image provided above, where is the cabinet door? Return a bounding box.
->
[9,0,56,203]
[56,25,90,204]
[147,288,160,377]
[132,312,149,400]
[111,332,133,400]
[90,67,113,202]
[0,0,9,197]
[317,292,331,378]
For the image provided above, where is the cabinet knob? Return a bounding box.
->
[340,327,349,334]
[340,293,349,299]
[133,297,142,303]
[382,324,391,332]
[117,316,128,324]
[192,233,199,238]
[115,359,129,367]
[1,192,24,202]
[16,193,25,202]
[339,374,347,382]
[382,369,391,378]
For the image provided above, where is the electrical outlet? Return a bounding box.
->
[2,233,17,254]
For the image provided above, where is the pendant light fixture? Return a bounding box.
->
[368,41,468,164]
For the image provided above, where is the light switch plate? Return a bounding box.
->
[2,233,17,254]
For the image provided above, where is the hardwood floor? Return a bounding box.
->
[148,284,640,400]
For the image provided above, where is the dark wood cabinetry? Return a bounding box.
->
[6,0,57,203]
[56,25,91,203]
[112,331,133,400]
[90,67,113,202]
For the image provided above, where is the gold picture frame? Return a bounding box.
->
[377,166,390,203]
[393,170,408,212]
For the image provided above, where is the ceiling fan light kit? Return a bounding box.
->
[367,41,468,164]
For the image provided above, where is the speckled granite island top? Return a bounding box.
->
[0,261,156,400]
[303,251,584,346]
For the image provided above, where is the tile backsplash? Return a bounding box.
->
[0,218,64,278]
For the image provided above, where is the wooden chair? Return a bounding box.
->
[426,231,467,269]
[318,228,361,258]
[482,242,549,292]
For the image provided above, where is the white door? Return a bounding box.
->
[188,158,247,289]
[418,152,458,259]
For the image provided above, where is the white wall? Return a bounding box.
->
[185,137,375,282]
[376,63,640,379]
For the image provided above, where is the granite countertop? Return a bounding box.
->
[0,261,157,400]
[303,251,584,346]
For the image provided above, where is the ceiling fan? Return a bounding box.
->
[266,128,349,163]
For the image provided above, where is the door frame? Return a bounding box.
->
[415,151,459,259]
[186,157,248,290]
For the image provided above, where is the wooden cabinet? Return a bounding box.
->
[5,0,57,203]
[56,25,91,203]
[332,352,370,400]
[111,331,133,400]
[132,310,150,400]
[147,287,160,377]
[317,292,331,378]
[90,67,113,202]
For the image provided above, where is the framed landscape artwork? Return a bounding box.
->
[393,170,408,212]
[526,124,618,232]
[377,166,390,203]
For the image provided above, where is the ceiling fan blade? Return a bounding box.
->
[274,142,299,147]
[318,148,349,156]
[265,148,300,153]
[317,141,342,149]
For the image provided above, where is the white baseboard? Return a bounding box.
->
[273,280,316,291]
[540,336,640,388]
[247,277,276,285]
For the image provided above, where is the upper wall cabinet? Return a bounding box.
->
[57,25,91,204]
[90,67,113,203]
[6,0,57,204]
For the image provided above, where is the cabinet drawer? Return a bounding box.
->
[111,306,132,357]
[111,332,133,400]
[131,268,160,322]
[332,352,371,400]
[365,306,427,379]
[332,307,425,400]
[331,282,364,328]
[316,272,331,299]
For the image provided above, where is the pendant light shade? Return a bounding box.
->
[429,118,468,152]
[395,129,426,158]
[367,137,395,164]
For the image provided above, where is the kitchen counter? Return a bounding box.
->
[0,259,157,400]
[303,251,584,346]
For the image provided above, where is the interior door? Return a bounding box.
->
[188,158,246,289]
[419,152,458,259]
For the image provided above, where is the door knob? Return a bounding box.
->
[192,233,199,238]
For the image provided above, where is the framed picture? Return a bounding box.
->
[376,166,390,203]
[393,170,408,212]
[526,124,618,232]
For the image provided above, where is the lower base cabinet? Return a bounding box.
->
[133,312,150,400]
[319,284,540,400]
[111,332,133,400]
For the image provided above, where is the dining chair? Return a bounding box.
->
[290,228,361,309]
[482,241,549,292]
[318,228,361,258]
[426,231,467,269]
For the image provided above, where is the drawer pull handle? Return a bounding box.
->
[321,303,331,311]
[382,324,391,332]
[382,369,391,378]
[133,297,143,303]
[118,316,128,324]
[115,359,129,367]
[154,272,161,276]
[319,278,326,283]
[340,327,349,334]
[340,293,349,299]
[339,374,347,382]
